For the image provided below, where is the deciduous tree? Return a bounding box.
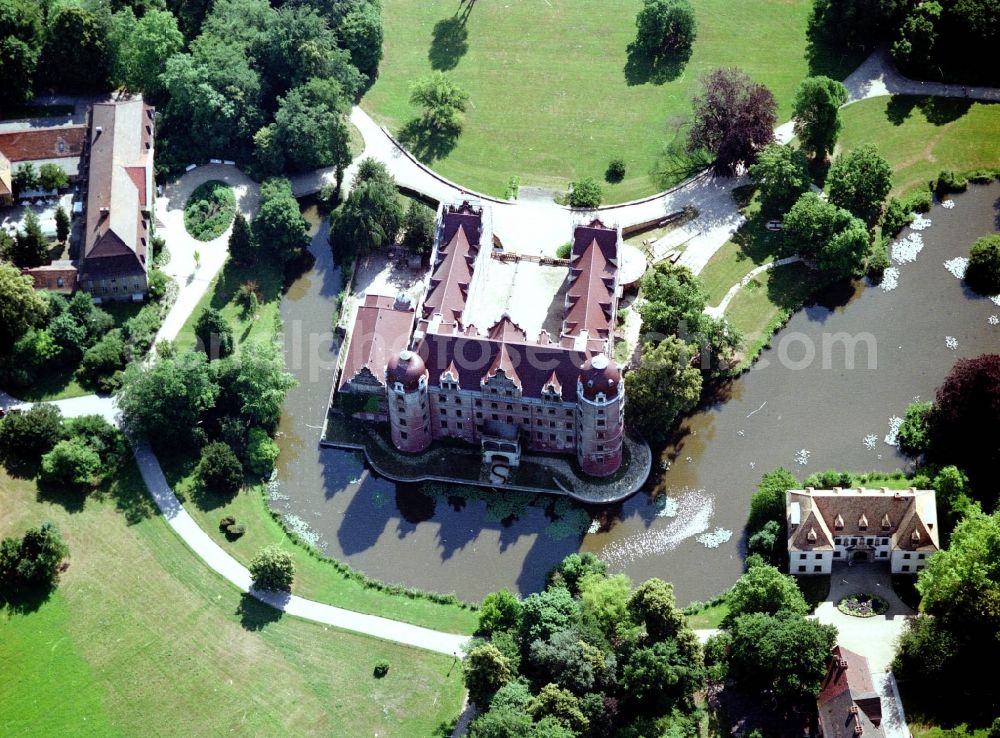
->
[792,76,848,161]
[248,544,295,591]
[253,178,309,264]
[0,262,47,350]
[723,564,808,625]
[409,72,470,133]
[688,68,777,175]
[623,338,702,445]
[827,144,893,226]
[748,143,812,214]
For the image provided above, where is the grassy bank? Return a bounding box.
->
[364,0,841,202]
[0,468,465,736]
[838,97,1000,198]
[161,449,478,634]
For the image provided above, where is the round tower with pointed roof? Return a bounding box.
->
[575,353,625,476]
[386,349,432,452]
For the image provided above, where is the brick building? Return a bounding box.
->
[338,200,627,477]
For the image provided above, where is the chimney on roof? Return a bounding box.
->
[857,487,864,494]
[881,487,889,493]
[806,486,814,493]
[833,486,841,493]
[95,126,103,136]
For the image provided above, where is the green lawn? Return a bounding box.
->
[0,468,465,737]
[685,601,729,630]
[699,239,776,306]
[724,261,816,347]
[838,97,1000,197]
[160,449,477,634]
[174,258,284,354]
[364,0,851,202]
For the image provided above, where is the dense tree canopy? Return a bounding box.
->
[409,72,470,133]
[0,262,47,351]
[728,612,837,703]
[39,5,111,92]
[624,337,702,445]
[748,143,812,215]
[926,354,1000,491]
[109,8,183,95]
[0,0,43,106]
[783,192,870,278]
[688,68,777,175]
[723,564,808,626]
[827,144,893,226]
[328,159,404,258]
[965,234,1000,296]
[194,307,235,359]
[253,178,310,264]
[792,76,848,161]
[116,352,219,443]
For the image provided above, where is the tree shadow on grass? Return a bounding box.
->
[429,16,469,71]
[649,139,712,192]
[886,95,974,126]
[0,578,59,615]
[803,21,869,80]
[237,591,285,631]
[398,119,461,164]
[624,43,691,86]
[34,479,87,514]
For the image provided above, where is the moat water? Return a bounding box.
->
[273,183,1000,605]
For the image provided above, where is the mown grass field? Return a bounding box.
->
[0,468,465,737]
[161,449,478,634]
[838,97,1000,197]
[364,0,850,202]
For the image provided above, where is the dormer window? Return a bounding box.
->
[881,513,891,530]
[834,514,844,530]
[911,529,921,543]
[807,527,817,543]
[858,514,868,531]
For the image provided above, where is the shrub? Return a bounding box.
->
[39,439,101,488]
[373,659,390,678]
[605,158,627,183]
[122,304,163,359]
[965,234,1000,295]
[0,523,69,596]
[64,414,124,463]
[194,307,235,359]
[38,163,69,191]
[866,237,890,280]
[0,404,64,469]
[225,523,245,540]
[219,515,236,530]
[245,427,280,476]
[197,441,244,497]
[503,176,520,200]
[147,269,170,302]
[77,329,126,393]
[881,197,913,238]
[555,242,571,260]
[249,544,295,591]
[934,170,968,198]
[183,180,236,241]
[566,177,603,209]
[906,188,932,213]
[897,402,932,457]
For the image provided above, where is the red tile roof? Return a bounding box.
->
[0,126,86,163]
[422,204,481,322]
[340,294,416,391]
[563,220,619,339]
[817,646,883,738]
[79,100,154,285]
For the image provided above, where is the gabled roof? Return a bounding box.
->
[818,646,884,738]
[0,125,86,163]
[787,488,939,553]
[484,344,521,388]
[422,213,478,322]
[340,294,416,392]
[80,100,154,284]
[562,220,619,340]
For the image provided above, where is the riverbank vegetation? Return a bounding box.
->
[365,0,828,202]
[0,468,465,737]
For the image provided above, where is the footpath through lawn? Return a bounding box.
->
[0,467,466,737]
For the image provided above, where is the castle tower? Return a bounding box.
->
[576,354,625,477]
[385,350,431,453]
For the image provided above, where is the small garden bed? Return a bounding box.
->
[183,180,236,241]
[837,593,890,618]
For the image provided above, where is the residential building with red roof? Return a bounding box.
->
[786,487,939,575]
[78,99,155,302]
[337,200,626,477]
[817,646,884,738]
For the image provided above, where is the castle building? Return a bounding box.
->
[338,200,626,477]
[786,487,939,575]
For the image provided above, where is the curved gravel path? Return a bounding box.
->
[704,256,804,319]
